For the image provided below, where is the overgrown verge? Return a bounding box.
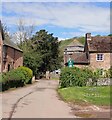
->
[59,67,111,88]
[0,66,33,91]
[59,67,98,88]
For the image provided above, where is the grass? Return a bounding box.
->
[77,37,85,45]
[58,86,111,106]
[59,38,74,53]
[50,76,59,80]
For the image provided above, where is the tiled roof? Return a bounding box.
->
[65,52,89,64]
[3,39,23,52]
[71,52,89,64]
[0,20,22,52]
[88,36,112,52]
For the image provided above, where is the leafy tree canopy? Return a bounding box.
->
[22,29,62,77]
[108,34,112,36]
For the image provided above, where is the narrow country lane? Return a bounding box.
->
[2,80,76,118]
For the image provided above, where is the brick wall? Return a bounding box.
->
[2,47,14,72]
[89,53,111,70]
[2,46,23,72]
[14,50,23,68]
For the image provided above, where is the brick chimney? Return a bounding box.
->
[86,33,91,41]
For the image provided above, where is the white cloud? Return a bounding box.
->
[58,37,69,41]
[2,2,110,34]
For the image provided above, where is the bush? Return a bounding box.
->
[0,66,33,91]
[59,67,93,88]
[109,66,112,78]
[17,66,33,84]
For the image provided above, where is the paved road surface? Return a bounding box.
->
[2,80,75,118]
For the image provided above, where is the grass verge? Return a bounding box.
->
[58,86,111,106]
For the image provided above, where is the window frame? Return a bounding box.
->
[96,53,104,61]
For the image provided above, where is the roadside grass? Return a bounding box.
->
[58,86,111,106]
[50,76,59,80]
[50,73,60,80]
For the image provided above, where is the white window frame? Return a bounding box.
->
[96,54,104,61]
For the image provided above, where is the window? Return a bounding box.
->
[96,54,104,61]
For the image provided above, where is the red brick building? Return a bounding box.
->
[0,21,23,73]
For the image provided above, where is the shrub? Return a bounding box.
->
[17,66,33,84]
[109,66,112,78]
[59,67,93,88]
[0,66,33,91]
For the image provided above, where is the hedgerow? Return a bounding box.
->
[59,67,97,88]
[0,66,33,91]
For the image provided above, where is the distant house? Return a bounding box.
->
[64,33,112,73]
[0,21,23,73]
[64,39,84,66]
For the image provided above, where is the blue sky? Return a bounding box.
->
[1,1,110,40]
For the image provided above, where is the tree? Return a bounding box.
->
[108,34,112,36]
[1,22,11,40]
[95,34,101,36]
[24,29,62,78]
[12,19,35,51]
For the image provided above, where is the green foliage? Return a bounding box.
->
[59,38,74,53]
[76,37,85,45]
[90,69,100,86]
[21,29,62,78]
[95,34,101,36]
[109,66,112,78]
[105,66,112,78]
[17,66,33,84]
[0,66,33,91]
[108,34,112,36]
[59,67,93,88]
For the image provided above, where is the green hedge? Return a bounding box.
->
[0,66,33,91]
[17,66,33,84]
[59,67,94,88]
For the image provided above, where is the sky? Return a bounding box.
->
[1,1,111,40]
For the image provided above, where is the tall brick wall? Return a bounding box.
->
[2,46,23,72]
[14,50,23,68]
[2,47,14,72]
[89,53,111,70]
